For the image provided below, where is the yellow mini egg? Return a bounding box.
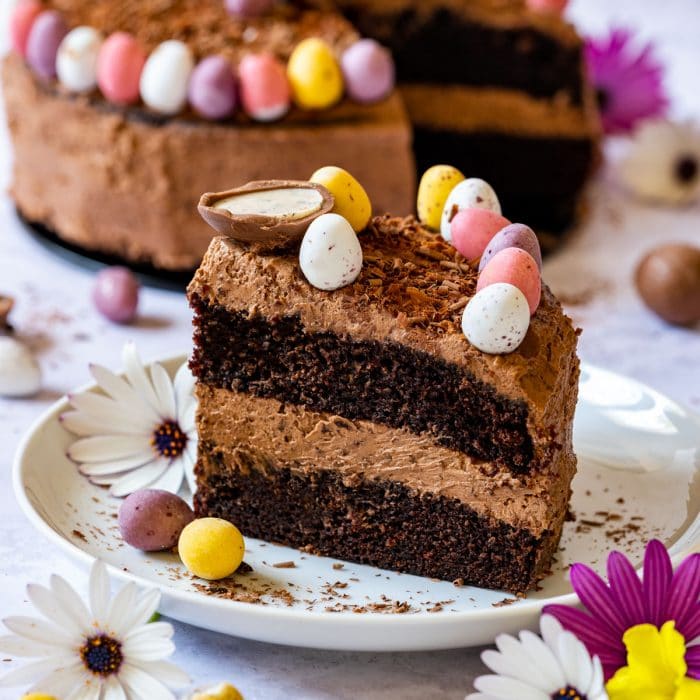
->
[416,165,465,230]
[22,695,58,700]
[178,517,245,580]
[191,682,244,700]
[287,38,343,110]
[310,165,372,232]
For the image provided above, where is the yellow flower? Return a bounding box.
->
[607,621,700,700]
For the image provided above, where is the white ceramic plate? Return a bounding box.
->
[13,357,700,651]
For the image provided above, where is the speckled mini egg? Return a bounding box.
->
[97,32,146,105]
[238,53,290,122]
[178,517,245,580]
[118,489,194,552]
[0,336,41,398]
[462,282,530,354]
[477,247,542,315]
[299,213,363,291]
[287,37,343,110]
[56,26,104,93]
[309,166,372,232]
[416,165,465,231]
[440,178,501,242]
[140,40,194,115]
[450,208,511,261]
[479,223,542,272]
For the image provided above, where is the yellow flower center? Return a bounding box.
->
[606,621,700,700]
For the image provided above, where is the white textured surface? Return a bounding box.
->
[0,0,699,697]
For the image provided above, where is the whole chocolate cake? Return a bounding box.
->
[3,0,599,272]
[187,179,580,593]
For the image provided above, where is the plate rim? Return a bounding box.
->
[12,356,700,636]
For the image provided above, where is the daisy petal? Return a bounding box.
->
[643,539,673,627]
[179,402,196,434]
[103,674,129,700]
[112,589,161,636]
[49,574,92,633]
[26,583,86,639]
[67,391,152,435]
[517,630,566,690]
[66,683,101,700]
[667,554,700,629]
[61,410,121,438]
[119,663,177,700]
[174,361,196,411]
[150,363,177,420]
[122,631,175,661]
[124,621,174,642]
[123,343,161,414]
[90,363,160,424]
[105,582,138,636]
[79,451,155,477]
[0,655,74,686]
[29,662,85,697]
[109,461,169,497]
[183,450,197,494]
[539,614,564,649]
[481,649,533,683]
[558,631,593,695]
[90,561,111,622]
[0,634,58,657]
[68,434,152,463]
[133,659,190,687]
[146,458,184,495]
[474,674,549,700]
[570,563,627,636]
[607,551,646,626]
[3,616,75,647]
[542,605,623,656]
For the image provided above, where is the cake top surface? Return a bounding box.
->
[46,0,358,61]
[189,214,579,425]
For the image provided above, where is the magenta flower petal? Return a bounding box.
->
[570,563,628,635]
[667,554,700,629]
[685,645,700,680]
[643,540,673,627]
[681,606,700,642]
[585,28,668,134]
[543,604,624,655]
[607,550,646,626]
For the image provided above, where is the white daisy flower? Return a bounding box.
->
[0,560,189,698]
[61,342,198,497]
[466,614,608,700]
[618,119,700,205]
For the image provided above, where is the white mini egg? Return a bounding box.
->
[56,26,103,93]
[140,40,194,115]
[440,178,501,242]
[299,213,363,291]
[0,336,41,397]
[461,282,530,354]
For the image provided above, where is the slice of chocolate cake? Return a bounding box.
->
[188,205,579,593]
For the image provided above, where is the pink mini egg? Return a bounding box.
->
[97,32,146,105]
[450,209,511,261]
[10,0,43,57]
[238,53,290,122]
[477,247,541,315]
[526,0,568,12]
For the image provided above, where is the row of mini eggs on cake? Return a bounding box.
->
[416,165,544,355]
[9,0,395,120]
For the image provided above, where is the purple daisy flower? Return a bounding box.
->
[545,540,700,681]
[585,28,669,134]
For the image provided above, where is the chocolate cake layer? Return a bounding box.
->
[338,4,584,103]
[189,295,534,472]
[3,56,414,270]
[194,449,561,593]
[413,128,596,233]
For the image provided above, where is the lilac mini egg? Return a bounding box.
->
[188,55,237,120]
[225,0,275,18]
[341,39,395,104]
[26,10,68,80]
[479,223,542,273]
[118,489,194,552]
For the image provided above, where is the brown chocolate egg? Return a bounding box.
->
[635,244,700,325]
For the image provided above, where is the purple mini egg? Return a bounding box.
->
[479,223,542,273]
[189,55,237,120]
[118,489,195,552]
[225,0,275,18]
[341,39,395,104]
[93,266,140,324]
[26,10,68,80]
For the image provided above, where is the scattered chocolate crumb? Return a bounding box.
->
[272,560,296,569]
[71,529,87,542]
[332,563,344,570]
